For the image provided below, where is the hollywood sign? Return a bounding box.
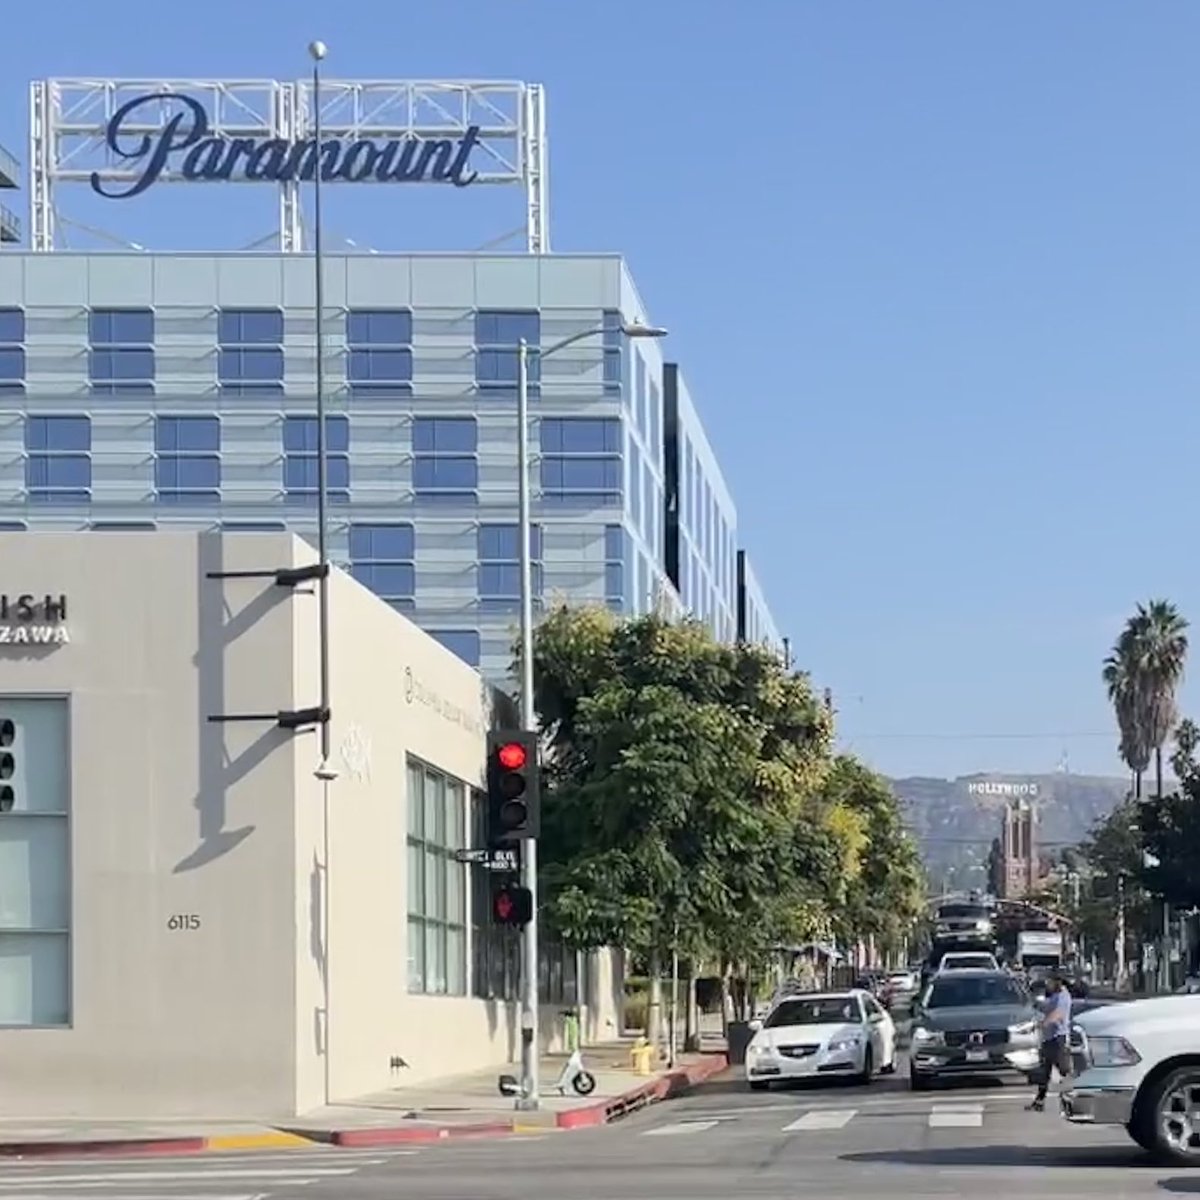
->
[966,781,1039,798]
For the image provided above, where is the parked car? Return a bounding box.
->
[936,951,1001,974]
[909,969,1041,1090]
[745,989,898,1091]
[1062,994,1200,1164]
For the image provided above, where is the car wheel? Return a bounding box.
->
[910,1066,930,1092]
[857,1046,874,1085]
[749,1081,770,1092]
[1144,1066,1200,1164]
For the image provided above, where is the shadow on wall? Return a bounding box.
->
[175,533,291,873]
[311,851,327,1058]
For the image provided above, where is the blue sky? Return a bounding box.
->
[3,1,1198,781]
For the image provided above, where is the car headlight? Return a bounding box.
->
[746,1042,765,1057]
[975,919,990,931]
[1008,1020,1039,1037]
[1085,1036,1141,1068]
[828,1035,863,1053]
[911,1026,944,1045]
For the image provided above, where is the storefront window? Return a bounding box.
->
[406,758,467,995]
[0,697,70,1027]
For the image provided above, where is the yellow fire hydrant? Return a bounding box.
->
[630,1035,654,1076]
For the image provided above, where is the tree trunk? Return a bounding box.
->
[683,966,699,1052]
[646,947,664,1056]
[1155,747,1163,799]
[1134,770,1143,800]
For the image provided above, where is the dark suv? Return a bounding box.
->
[909,969,1041,1090]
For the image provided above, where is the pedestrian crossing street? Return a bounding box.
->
[0,1145,417,1198]
[641,1096,1042,1138]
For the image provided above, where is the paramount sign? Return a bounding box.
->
[966,780,1038,798]
[0,594,70,645]
[91,93,483,200]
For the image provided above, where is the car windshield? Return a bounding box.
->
[765,997,859,1027]
[927,974,1026,1009]
[944,956,993,969]
[938,905,988,919]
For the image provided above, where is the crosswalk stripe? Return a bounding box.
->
[643,1120,720,1137]
[782,1109,857,1132]
[928,1104,984,1128]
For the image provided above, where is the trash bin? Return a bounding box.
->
[726,1020,754,1066]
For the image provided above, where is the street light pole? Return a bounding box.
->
[310,39,331,764]
[308,38,334,1109]
[512,320,667,1112]
[515,336,539,1111]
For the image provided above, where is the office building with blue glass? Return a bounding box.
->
[0,252,781,676]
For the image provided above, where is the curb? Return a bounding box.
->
[0,1054,729,1158]
[555,1053,727,1130]
[0,1136,210,1159]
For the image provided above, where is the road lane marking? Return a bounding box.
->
[0,1166,360,1185]
[928,1104,984,1128]
[782,1109,857,1131]
[642,1120,720,1137]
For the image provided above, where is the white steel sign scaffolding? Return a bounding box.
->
[28,77,549,254]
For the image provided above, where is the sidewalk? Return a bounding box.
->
[0,1042,728,1158]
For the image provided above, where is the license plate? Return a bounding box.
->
[965,1048,989,1062]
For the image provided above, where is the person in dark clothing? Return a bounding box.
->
[1027,972,1072,1112]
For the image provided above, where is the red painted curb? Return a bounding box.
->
[330,1120,515,1148]
[0,1136,209,1159]
[554,1053,727,1130]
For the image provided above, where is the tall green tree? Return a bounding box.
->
[1102,600,1189,798]
[529,607,838,1031]
[824,757,925,960]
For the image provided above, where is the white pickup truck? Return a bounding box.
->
[1062,994,1200,1164]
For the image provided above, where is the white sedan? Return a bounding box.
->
[745,989,898,1090]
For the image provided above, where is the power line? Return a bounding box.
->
[851,731,1113,741]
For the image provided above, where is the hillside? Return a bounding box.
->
[889,772,1133,891]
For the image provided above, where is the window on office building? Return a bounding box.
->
[475,310,540,392]
[407,758,467,996]
[89,308,154,395]
[0,309,24,394]
[348,523,415,612]
[540,417,622,507]
[648,377,661,460]
[346,309,413,395]
[218,309,284,394]
[412,417,477,502]
[430,630,480,668]
[0,697,71,1027]
[604,523,625,611]
[282,415,349,502]
[155,415,220,503]
[471,790,519,1000]
[25,415,90,503]
[478,523,542,610]
[602,310,623,395]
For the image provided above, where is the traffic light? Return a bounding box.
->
[492,883,533,927]
[486,730,540,845]
[0,718,14,814]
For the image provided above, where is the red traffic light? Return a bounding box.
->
[497,742,527,770]
[495,891,515,922]
[492,884,533,926]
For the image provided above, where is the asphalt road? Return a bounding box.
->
[5,1063,1197,1200]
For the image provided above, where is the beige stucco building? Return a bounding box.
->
[0,530,623,1119]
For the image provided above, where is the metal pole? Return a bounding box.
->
[668,917,679,1069]
[311,54,331,762]
[516,337,540,1111]
[309,41,332,1110]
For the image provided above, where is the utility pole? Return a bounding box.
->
[515,338,539,1111]
[1116,873,1127,990]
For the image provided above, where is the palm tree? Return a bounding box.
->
[1102,601,1189,798]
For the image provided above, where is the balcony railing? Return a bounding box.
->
[0,143,18,190]
[0,200,20,244]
